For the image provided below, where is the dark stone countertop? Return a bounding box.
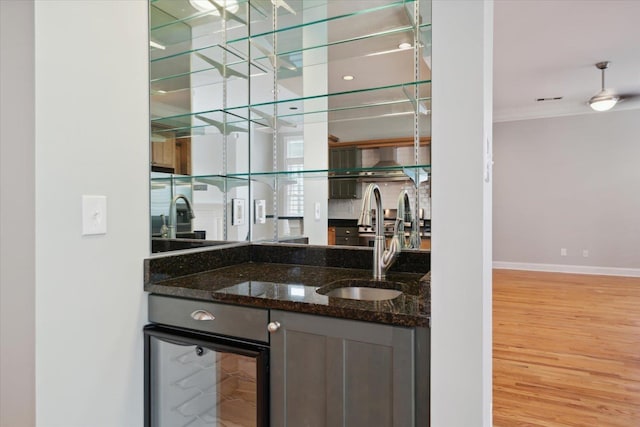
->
[145,243,430,327]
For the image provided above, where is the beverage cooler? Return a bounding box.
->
[144,296,270,427]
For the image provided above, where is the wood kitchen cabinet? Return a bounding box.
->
[151,128,191,175]
[420,238,431,250]
[328,226,336,245]
[270,310,429,426]
[151,132,176,170]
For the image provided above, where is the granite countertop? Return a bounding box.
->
[145,243,431,327]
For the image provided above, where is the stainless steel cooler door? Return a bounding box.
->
[146,328,267,427]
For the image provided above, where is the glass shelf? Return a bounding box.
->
[150,44,265,94]
[150,0,427,49]
[151,173,251,192]
[150,22,431,94]
[151,80,431,135]
[151,165,430,188]
[151,109,250,136]
[241,3,426,55]
[150,0,253,34]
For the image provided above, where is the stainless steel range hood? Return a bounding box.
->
[359,147,409,181]
[373,147,401,168]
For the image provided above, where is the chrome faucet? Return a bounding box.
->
[168,194,195,239]
[396,190,422,249]
[395,190,412,249]
[358,183,400,280]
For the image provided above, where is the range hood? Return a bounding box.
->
[359,147,409,181]
[373,147,401,168]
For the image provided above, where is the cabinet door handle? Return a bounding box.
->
[190,310,215,321]
[267,321,281,333]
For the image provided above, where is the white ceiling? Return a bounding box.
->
[493,0,640,122]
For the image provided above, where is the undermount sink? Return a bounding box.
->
[317,278,404,301]
[323,287,402,301]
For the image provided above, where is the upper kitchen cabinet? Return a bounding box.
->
[149,0,432,252]
[329,146,361,199]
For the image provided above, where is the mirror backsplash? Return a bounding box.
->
[149,0,432,254]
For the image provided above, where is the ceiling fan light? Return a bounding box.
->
[589,90,619,112]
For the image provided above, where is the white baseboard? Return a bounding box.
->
[492,261,640,278]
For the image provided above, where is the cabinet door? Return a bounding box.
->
[151,134,176,170]
[329,148,361,199]
[327,226,336,245]
[270,310,415,427]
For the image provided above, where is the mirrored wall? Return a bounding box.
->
[149,0,431,253]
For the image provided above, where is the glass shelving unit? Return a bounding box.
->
[149,0,431,249]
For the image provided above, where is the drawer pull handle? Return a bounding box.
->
[267,321,281,333]
[190,310,215,321]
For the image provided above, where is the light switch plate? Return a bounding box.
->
[82,195,107,235]
[232,198,245,226]
[254,199,266,224]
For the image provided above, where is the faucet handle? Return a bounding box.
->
[381,234,401,270]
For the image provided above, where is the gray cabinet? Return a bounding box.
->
[329,147,361,199]
[270,310,429,427]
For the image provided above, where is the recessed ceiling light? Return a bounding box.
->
[398,42,412,50]
[342,75,354,81]
[189,0,239,16]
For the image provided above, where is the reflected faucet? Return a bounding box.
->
[396,190,421,249]
[395,190,412,249]
[358,184,399,280]
[168,194,195,239]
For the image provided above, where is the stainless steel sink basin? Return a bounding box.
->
[323,286,402,301]
[317,278,405,301]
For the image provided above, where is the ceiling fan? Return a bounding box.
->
[589,61,640,112]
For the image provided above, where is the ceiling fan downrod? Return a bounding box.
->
[589,61,618,112]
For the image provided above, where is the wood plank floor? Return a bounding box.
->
[493,269,640,427]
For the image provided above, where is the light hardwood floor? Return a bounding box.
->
[493,269,640,427]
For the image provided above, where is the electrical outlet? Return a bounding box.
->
[560,248,567,256]
[582,249,589,257]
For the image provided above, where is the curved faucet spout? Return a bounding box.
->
[395,190,412,249]
[358,184,399,280]
[395,189,421,249]
[168,194,195,239]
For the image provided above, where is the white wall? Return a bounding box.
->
[431,0,493,426]
[1,1,36,426]
[493,109,640,275]
[33,1,149,426]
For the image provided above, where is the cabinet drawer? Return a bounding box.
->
[335,236,360,246]
[335,226,358,237]
[148,295,269,343]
